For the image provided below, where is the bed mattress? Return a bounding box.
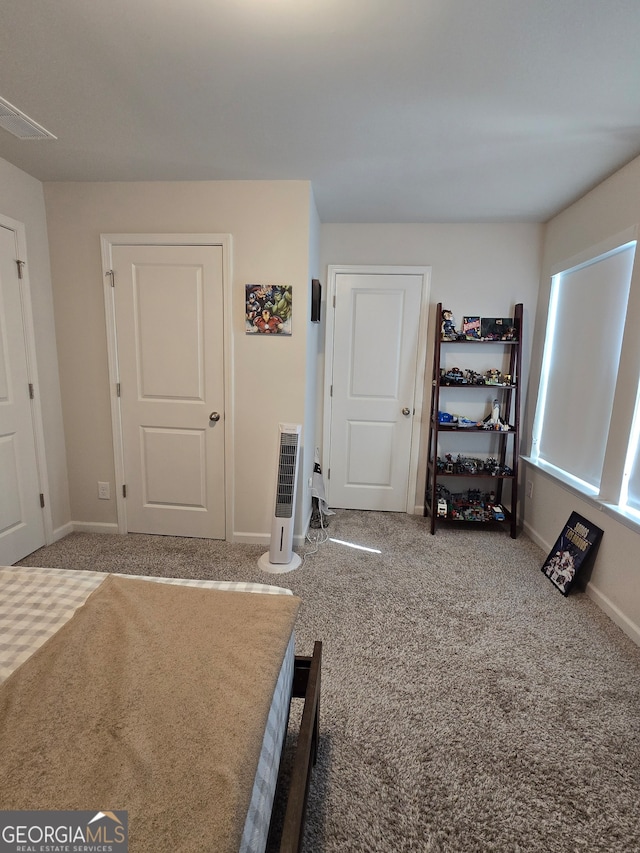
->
[0,565,295,853]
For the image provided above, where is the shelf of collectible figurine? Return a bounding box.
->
[426,461,515,523]
[429,481,515,528]
[425,302,523,538]
[436,423,515,433]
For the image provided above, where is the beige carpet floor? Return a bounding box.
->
[17,510,640,852]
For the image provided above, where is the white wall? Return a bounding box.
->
[320,223,544,510]
[8,146,638,639]
[302,191,322,529]
[43,180,317,543]
[524,154,640,645]
[0,157,70,537]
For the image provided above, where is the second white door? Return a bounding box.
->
[112,243,225,538]
[0,222,45,563]
[325,269,427,511]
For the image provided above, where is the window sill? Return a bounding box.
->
[598,501,640,535]
[521,455,640,536]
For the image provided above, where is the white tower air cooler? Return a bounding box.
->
[258,423,303,574]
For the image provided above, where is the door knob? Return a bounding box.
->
[209,412,221,422]
[402,407,411,416]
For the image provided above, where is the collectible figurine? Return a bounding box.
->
[456,416,477,428]
[465,370,484,385]
[441,309,458,341]
[482,398,509,430]
[440,367,467,385]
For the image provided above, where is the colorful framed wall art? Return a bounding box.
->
[245,284,292,335]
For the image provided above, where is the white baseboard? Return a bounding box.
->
[71,521,119,535]
[585,582,640,647]
[63,522,308,546]
[232,531,307,547]
[522,519,551,553]
[232,532,270,546]
[51,522,74,542]
[523,520,640,647]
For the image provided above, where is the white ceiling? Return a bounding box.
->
[1,0,640,223]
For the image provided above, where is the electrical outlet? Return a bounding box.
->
[98,481,111,500]
[526,480,534,499]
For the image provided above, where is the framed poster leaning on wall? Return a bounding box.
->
[541,512,604,596]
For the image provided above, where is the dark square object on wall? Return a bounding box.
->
[311,279,321,322]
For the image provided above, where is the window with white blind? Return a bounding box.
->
[531,240,636,496]
[621,390,640,519]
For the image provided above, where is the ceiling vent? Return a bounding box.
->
[0,96,57,140]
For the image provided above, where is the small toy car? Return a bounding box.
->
[490,504,505,521]
[440,367,467,385]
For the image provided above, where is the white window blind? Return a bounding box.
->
[621,386,640,515]
[533,242,635,493]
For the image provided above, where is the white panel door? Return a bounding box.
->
[327,272,424,511]
[112,245,225,538]
[0,224,45,563]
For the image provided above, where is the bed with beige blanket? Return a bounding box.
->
[0,566,321,853]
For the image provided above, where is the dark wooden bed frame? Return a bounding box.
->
[277,640,322,853]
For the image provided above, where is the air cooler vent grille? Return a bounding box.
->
[274,432,299,518]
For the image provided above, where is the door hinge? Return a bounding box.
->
[106,269,115,287]
[39,493,45,508]
[16,260,25,279]
[28,383,34,399]
[116,382,121,397]
[330,385,333,397]
[327,468,330,480]
[333,294,336,308]
[122,484,127,498]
